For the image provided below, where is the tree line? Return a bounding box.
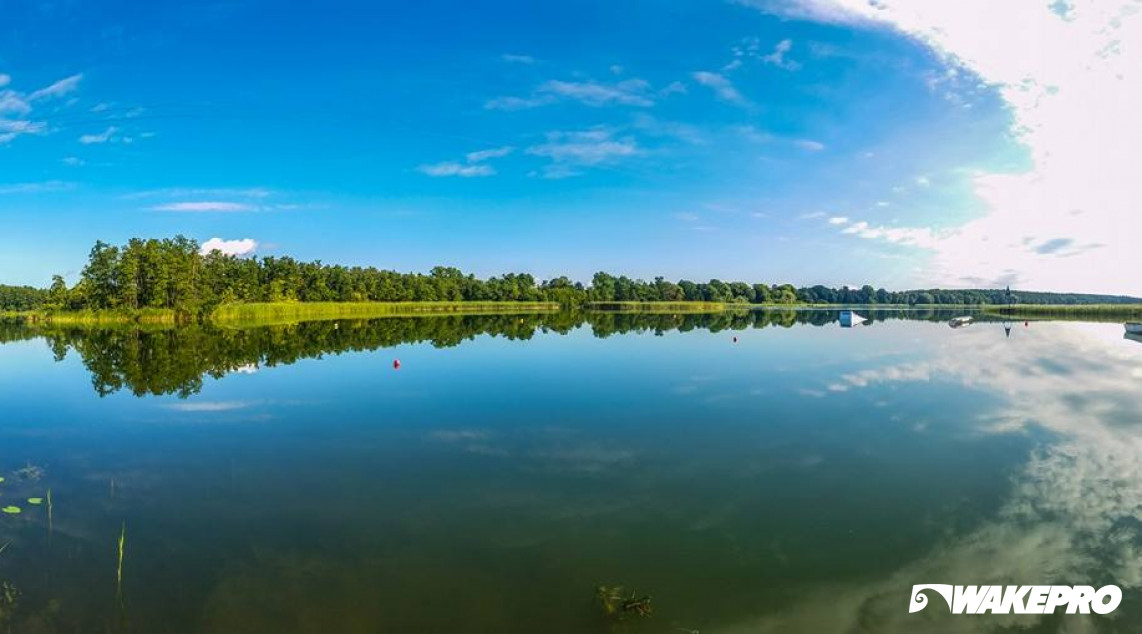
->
[1,236,1138,314]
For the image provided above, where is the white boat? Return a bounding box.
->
[1126,322,1142,335]
[948,316,974,328]
[839,310,866,328]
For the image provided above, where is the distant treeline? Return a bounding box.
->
[1,236,1138,314]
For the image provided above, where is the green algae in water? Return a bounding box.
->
[27,498,42,505]
[1,507,20,515]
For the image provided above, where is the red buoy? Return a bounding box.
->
[393,359,401,369]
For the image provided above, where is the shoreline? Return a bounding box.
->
[5,301,1141,328]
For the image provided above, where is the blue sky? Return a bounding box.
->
[2,0,1136,293]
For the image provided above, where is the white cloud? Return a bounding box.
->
[79,126,117,144]
[526,127,639,177]
[199,237,258,257]
[793,139,825,151]
[417,162,495,177]
[126,187,272,200]
[839,220,943,249]
[484,95,555,111]
[486,77,658,110]
[541,78,654,106]
[0,119,46,143]
[500,54,535,64]
[152,201,255,212]
[29,73,82,101]
[733,125,774,143]
[0,91,31,115]
[0,180,73,195]
[691,71,751,106]
[1,73,81,145]
[465,146,514,162]
[828,216,850,225]
[762,39,801,70]
[421,146,513,177]
[748,0,1142,294]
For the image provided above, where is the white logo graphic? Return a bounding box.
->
[909,585,1121,615]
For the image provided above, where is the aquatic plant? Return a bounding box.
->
[596,585,653,619]
[1,507,20,515]
[116,523,126,595]
[14,464,44,482]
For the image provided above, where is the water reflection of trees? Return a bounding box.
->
[0,308,962,398]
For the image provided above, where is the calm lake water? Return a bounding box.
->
[1,310,1141,633]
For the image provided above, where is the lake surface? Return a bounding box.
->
[1,310,1141,633]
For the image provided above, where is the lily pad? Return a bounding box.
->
[2,506,21,515]
[27,498,43,505]
[0,477,5,482]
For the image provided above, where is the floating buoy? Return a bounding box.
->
[393,359,401,369]
[1025,321,1029,327]
[732,337,738,343]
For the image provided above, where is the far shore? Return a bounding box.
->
[4,300,1141,327]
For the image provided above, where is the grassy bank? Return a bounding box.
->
[981,304,1142,321]
[584,301,729,313]
[208,301,562,325]
[9,308,179,324]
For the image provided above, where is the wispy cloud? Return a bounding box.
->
[465,146,514,162]
[152,201,255,212]
[199,238,258,257]
[526,127,639,178]
[79,126,117,144]
[0,119,46,143]
[29,73,82,101]
[762,39,801,70]
[486,77,658,110]
[1,73,82,145]
[838,220,942,249]
[793,139,825,151]
[828,216,849,225]
[126,187,272,200]
[691,71,751,107]
[501,53,535,64]
[539,79,654,106]
[632,113,704,144]
[0,180,73,195]
[0,92,31,115]
[417,162,496,177]
[419,145,513,177]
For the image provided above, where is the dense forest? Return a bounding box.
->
[0,236,1138,314]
